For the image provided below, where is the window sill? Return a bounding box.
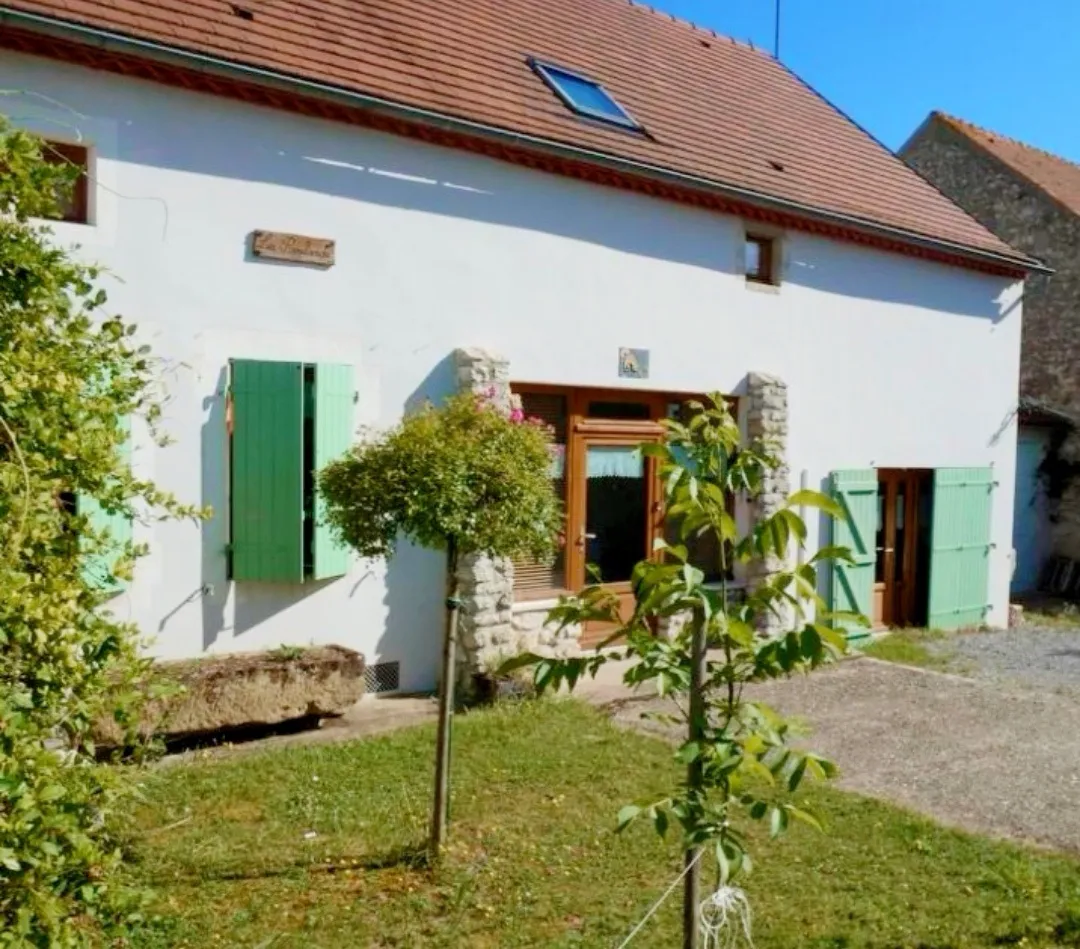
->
[31,216,100,244]
[744,277,781,295]
[512,593,568,611]
[513,581,744,610]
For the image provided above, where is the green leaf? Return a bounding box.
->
[788,489,844,518]
[769,805,789,839]
[786,804,824,832]
[640,442,673,460]
[493,652,544,676]
[787,756,808,792]
[810,544,855,564]
[805,753,839,779]
[675,741,702,765]
[715,839,731,883]
[616,805,641,832]
[653,807,669,838]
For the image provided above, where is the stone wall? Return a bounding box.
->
[902,118,1080,557]
[452,348,517,682]
[510,603,580,657]
[452,348,580,683]
[744,372,791,633]
[902,118,1080,413]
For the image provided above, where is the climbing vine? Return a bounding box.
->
[0,117,198,946]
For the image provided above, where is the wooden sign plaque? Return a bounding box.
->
[251,230,335,267]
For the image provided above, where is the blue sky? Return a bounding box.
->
[651,0,1080,158]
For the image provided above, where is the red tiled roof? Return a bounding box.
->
[935,112,1080,220]
[0,0,1029,265]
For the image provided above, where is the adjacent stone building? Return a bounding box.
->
[902,113,1079,582]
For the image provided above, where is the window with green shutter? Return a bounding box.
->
[79,413,133,595]
[229,359,354,583]
[927,467,994,630]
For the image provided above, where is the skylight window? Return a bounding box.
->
[530,59,641,130]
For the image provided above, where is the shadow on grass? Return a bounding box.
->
[148,840,432,885]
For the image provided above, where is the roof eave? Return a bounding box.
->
[0,5,1050,277]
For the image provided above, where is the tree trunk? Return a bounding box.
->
[683,606,707,949]
[430,539,460,859]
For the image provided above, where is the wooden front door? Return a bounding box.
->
[873,469,929,628]
[512,386,737,645]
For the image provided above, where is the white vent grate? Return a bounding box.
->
[364,661,400,694]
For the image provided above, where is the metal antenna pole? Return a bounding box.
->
[774,0,782,59]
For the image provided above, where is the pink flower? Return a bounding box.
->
[509,408,525,423]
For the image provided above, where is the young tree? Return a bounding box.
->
[318,390,562,855]
[0,118,198,946]
[504,394,862,947]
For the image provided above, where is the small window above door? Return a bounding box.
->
[587,400,651,420]
[41,140,91,224]
[744,233,779,286]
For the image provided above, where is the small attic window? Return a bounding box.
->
[530,59,641,130]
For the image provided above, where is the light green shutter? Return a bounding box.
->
[830,469,877,637]
[80,414,133,594]
[312,363,354,580]
[230,360,304,582]
[927,467,994,629]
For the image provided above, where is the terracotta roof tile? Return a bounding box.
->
[1,0,1026,262]
[935,112,1080,220]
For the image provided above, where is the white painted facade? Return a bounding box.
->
[1,53,1023,691]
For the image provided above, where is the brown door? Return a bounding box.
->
[874,470,924,627]
[573,435,660,648]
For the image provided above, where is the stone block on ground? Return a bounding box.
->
[93,645,365,745]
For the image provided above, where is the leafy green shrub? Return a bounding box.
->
[0,117,197,946]
[319,390,561,563]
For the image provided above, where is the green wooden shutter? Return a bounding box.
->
[312,362,354,580]
[927,467,994,630]
[830,469,877,637]
[230,360,304,582]
[80,414,133,594]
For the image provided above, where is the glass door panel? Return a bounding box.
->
[584,445,647,584]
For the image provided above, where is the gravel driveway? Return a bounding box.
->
[931,623,1080,696]
[608,658,1080,853]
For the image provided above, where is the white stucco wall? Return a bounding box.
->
[0,54,1023,691]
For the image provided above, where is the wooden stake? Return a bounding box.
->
[431,539,459,858]
[683,606,707,949]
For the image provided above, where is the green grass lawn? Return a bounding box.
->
[859,628,954,670]
[128,700,1080,948]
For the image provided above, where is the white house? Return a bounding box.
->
[0,0,1043,693]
